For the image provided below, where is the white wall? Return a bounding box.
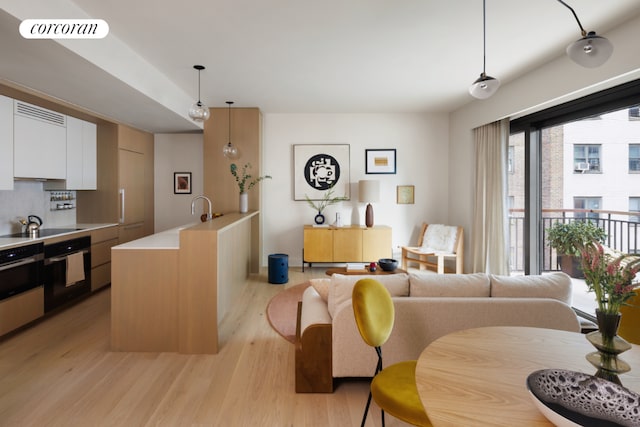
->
[261,113,449,267]
[449,14,640,272]
[154,133,204,232]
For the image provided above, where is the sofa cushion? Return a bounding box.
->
[490,272,572,305]
[409,272,490,297]
[327,273,410,318]
[310,278,331,302]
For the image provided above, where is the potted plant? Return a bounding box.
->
[305,185,348,225]
[546,220,607,278]
[230,163,271,213]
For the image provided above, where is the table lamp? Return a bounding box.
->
[359,180,380,228]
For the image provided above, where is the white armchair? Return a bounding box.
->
[401,223,463,274]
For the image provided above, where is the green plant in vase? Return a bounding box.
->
[579,241,640,384]
[546,220,607,278]
[305,185,348,225]
[230,163,271,213]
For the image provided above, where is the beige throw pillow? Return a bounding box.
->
[309,278,331,302]
[490,272,572,305]
[409,272,490,297]
[327,273,410,318]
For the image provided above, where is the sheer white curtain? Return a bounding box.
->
[471,118,510,274]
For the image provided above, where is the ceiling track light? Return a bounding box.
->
[188,65,210,122]
[469,0,500,100]
[556,0,613,68]
[222,101,239,159]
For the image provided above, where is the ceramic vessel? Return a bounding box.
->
[239,192,248,213]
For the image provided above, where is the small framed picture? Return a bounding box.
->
[365,149,396,174]
[397,185,415,204]
[174,172,192,194]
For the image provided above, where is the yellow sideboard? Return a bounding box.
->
[303,225,392,269]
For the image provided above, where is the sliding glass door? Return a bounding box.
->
[508,80,640,317]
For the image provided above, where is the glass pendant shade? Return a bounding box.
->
[469,73,500,99]
[188,101,210,122]
[566,32,613,68]
[188,65,210,122]
[223,142,238,159]
[222,101,238,159]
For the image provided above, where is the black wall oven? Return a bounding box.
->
[44,236,91,312]
[0,242,44,301]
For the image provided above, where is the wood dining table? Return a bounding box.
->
[415,326,640,426]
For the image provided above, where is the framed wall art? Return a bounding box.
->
[397,185,415,204]
[293,144,350,201]
[174,172,192,194]
[365,149,396,174]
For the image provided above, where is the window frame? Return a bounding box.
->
[510,79,640,276]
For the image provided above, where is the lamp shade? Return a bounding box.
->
[359,180,380,203]
[469,73,501,99]
[566,32,613,68]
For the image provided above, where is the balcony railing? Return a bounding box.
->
[509,208,640,273]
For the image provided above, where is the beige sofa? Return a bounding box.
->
[295,272,581,393]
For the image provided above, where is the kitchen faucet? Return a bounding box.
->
[191,195,213,221]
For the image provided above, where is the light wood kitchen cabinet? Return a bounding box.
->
[76,123,154,243]
[0,287,44,336]
[45,116,97,190]
[0,95,12,190]
[90,226,119,291]
[303,225,392,266]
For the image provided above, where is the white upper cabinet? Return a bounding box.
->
[13,100,66,180]
[0,95,13,190]
[46,116,97,190]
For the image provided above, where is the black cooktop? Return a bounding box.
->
[0,228,83,238]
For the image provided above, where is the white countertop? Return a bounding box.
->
[0,223,118,250]
[112,211,259,250]
[112,222,200,250]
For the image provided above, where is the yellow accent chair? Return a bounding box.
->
[619,290,640,345]
[401,223,463,274]
[351,278,431,427]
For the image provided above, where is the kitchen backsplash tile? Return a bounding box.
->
[0,181,76,234]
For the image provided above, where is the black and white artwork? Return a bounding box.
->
[293,144,350,200]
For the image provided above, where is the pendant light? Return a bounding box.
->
[188,65,210,122]
[222,101,239,159]
[556,0,613,68]
[469,0,500,100]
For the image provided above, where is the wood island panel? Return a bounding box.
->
[111,212,258,354]
[110,248,179,352]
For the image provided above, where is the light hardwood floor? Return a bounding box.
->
[0,268,412,426]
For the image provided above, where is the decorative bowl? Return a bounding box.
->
[378,258,398,272]
[526,368,640,427]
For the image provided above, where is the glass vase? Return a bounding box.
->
[585,309,632,385]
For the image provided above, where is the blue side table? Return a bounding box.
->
[268,253,288,284]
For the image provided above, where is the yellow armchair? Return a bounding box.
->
[401,223,463,274]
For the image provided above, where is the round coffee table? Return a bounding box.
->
[325,266,407,276]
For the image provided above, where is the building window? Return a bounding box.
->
[631,197,640,223]
[508,146,515,174]
[573,144,601,173]
[630,106,640,121]
[630,144,640,173]
[574,197,601,220]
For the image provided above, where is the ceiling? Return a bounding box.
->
[1,0,639,133]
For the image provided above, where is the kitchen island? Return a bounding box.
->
[110,212,259,354]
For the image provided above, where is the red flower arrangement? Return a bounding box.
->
[579,242,640,315]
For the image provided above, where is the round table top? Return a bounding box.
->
[415,326,640,427]
[325,267,408,276]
